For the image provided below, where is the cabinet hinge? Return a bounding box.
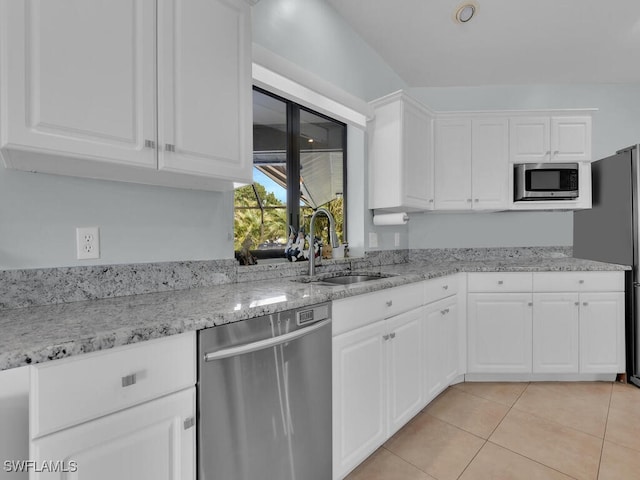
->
[165,143,176,152]
[144,139,156,149]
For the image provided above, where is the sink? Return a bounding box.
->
[316,273,389,286]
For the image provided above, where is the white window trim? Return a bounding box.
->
[252,44,373,129]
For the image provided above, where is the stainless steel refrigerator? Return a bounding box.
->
[574,144,640,387]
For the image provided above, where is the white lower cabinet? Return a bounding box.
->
[467,292,533,373]
[332,307,425,480]
[28,332,196,480]
[387,308,425,435]
[580,292,626,373]
[30,388,195,480]
[468,272,626,377]
[424,296,459,402]
[532,293,580,373]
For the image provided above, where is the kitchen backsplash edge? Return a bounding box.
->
[0,247,571,310]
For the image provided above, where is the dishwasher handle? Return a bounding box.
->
[203,318,331,362]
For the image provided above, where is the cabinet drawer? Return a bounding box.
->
[424,275,458,304]
[533,271,625,292]
[30,331,196,439]
[467,272,532,292]
[333,282,423,336]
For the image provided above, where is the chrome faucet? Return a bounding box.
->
[308,208,340,276]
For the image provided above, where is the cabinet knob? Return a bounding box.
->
[528,302,533,307]
[553,151,560,155]
[474,199,479,203]
[441,308,449,315]
[498,280,504,285]
[583,302,589,306]
[383,334,390,341]
[467,199,472,203]
[575,302,580,306]
[390,332,396,339]
[579,280,584,284]
[429,199,434,203]
[442,285,449,290]
[546,150,551,156]
[386,300,393,307]
[121,373,137,388]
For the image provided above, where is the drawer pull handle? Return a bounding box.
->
[442,285,449,290]
[386,300,393,307]
[184,417,195,430]
[121,373,137,388]
[390,332,396,339]
[498,280,504,285]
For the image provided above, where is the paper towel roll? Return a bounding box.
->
[373,212,409,226]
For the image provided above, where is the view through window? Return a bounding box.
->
[234,88,347,264]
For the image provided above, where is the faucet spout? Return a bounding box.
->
[308,208,340,276]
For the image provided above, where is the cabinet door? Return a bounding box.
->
[580,292,625,373]
[0,0,157,168]
[158,0,252,183]
[551,116,592,162]
[509,117,550,163]
[30,387,195,480]
[387,308,424,436]
[467,293,533,373]
[471,118,509,210]
[333,320,387,480]
[434,118,472,210]
[532,293,579,373]
[402,102,434,209]
[424,298,458,403]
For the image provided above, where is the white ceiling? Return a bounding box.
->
[325,0,640,87]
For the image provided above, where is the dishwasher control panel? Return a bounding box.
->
[296,303,331,326]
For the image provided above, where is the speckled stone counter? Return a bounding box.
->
[0,252,629,371]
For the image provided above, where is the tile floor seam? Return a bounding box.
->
[483,440,581,480]
[379,445,435,479]
[454,438,488,480]
[596,382,614,479]
[508,402,609,442]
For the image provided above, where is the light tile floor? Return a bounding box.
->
[345,381,640,480]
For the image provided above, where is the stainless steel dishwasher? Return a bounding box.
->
[197,302,332,480]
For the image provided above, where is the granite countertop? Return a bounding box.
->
[0,257,629,371]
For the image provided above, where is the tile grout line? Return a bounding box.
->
[596,382,614,479]
[452,383,531,479]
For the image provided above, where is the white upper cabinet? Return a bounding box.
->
[368,92,434,212]
[0,0,157,169]
[0,0,252,191]
[510,115,592,163]
[157,0,252,181]
[434,116,508,211]
[434,118,472,210]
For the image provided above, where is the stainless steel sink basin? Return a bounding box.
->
[317,274,388,285]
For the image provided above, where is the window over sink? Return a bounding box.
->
[234,87,347,264]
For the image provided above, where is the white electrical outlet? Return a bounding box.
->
[394,232,401,247]
[76,227,100,260]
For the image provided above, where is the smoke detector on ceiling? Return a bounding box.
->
[454,2,477,23]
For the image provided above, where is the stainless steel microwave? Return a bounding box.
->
[514,163,579,201]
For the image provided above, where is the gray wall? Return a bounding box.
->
[407,84,640,249]
[0,0,403,270]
